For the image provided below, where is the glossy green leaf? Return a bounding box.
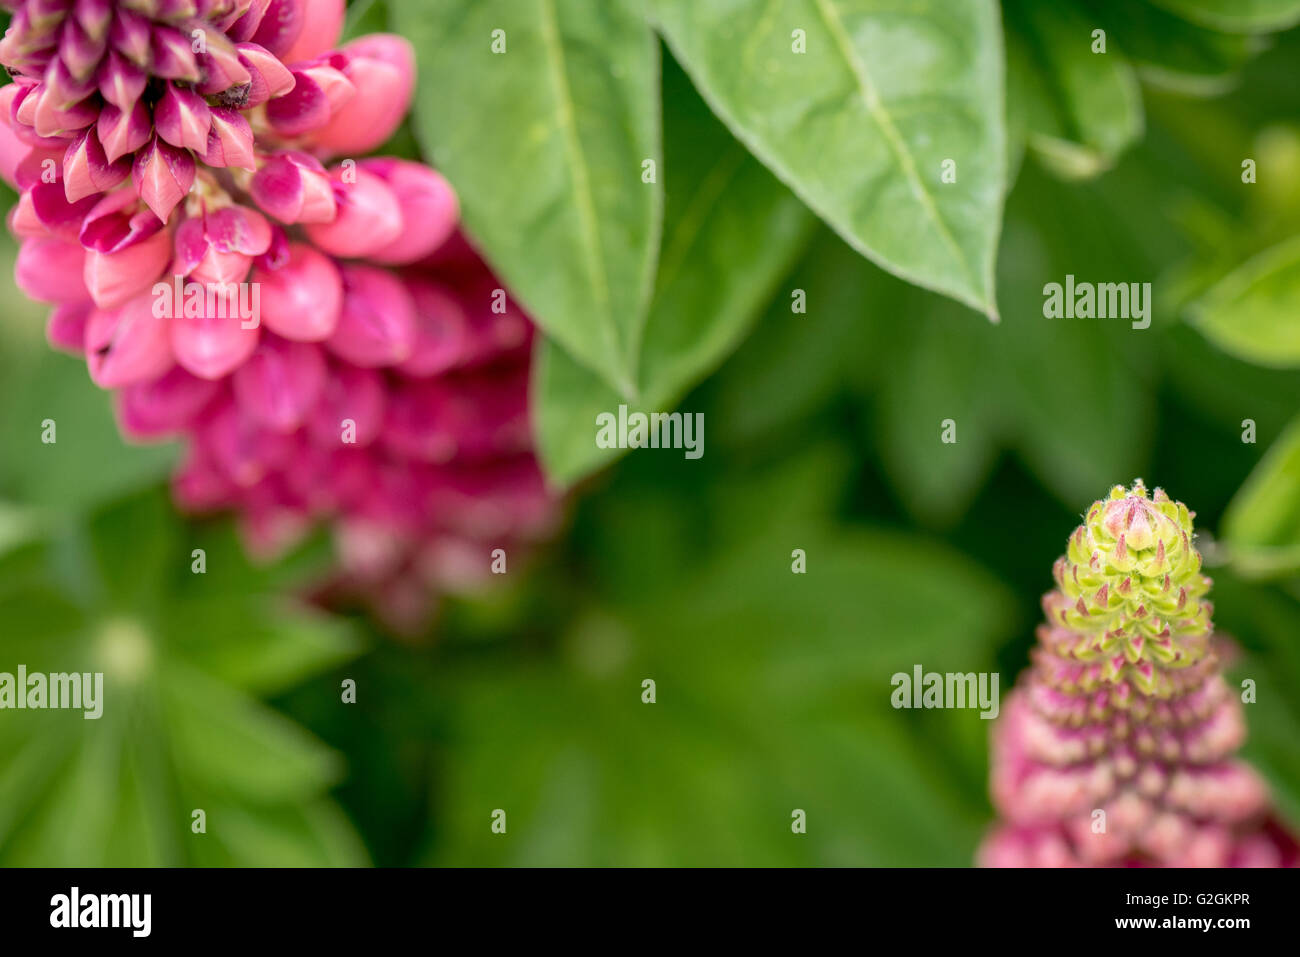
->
[536,56,815,486]
[397,0,662,396]
[1222,413,1300,578]
[1189,234,1300,368]
[652,0,1005,316]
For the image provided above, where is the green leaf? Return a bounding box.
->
[863,165,1156,523]
[1004,0,1144,180]
[1189,234,1300,368]
[163,665,342,802]
[1214,576,1300,832]
[1150,0,1300,33]
[651,0,1006,316]
[535,56,815,486]
[167,600,361,697]
[1222,413,1300,578]
[189,801,368,868]
[707,232,884,451]
[342,0,387,40]
[0,491,367,866]
[873,294,1001,526]
[396,0,662,397]
[423,454,1016,865]
[1095,0,1257,96]
[0,349,177,515]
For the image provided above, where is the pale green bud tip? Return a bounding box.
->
[1049,480,1213,694]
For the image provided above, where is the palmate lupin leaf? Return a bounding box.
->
[981,481,1299,866]
[0,489,366,866]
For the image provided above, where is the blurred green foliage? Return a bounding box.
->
[0,1,1298,867]
[0,490,364,865]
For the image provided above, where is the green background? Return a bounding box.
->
[0,1,1298,866]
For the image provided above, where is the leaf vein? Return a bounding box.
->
[810,0,975,292]
[537,0,619,361]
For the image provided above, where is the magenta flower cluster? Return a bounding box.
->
[0,0,557,626]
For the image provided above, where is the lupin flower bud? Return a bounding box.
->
[249,150,335,223]
[15,235,88,302]
[264,58,351,136]
[359,158,459,266]
[153,83,213,154]
[1,0,302,186]
[63,127,131,202]
[305,35,415,157]
[132,135,196,221]
[980,481,1299,867]
[79,189,171,307]
[172,202,272,286]
[279,0,344,63]
[302,165,402,258]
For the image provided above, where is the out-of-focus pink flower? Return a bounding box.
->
[1,0,560,631]
[254,242,343,341]
[16,236,88,302]
[326,264,416,367]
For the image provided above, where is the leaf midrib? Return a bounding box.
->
[537,0,624,386]
[810,0,978,296]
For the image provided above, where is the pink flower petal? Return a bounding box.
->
[169,282,263,379]
[233,334,328,432]
[303,166,401,259]
[132,136,196,222]
[254,242,343,341]
[85,293,174,388]
[325,264,416,367]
